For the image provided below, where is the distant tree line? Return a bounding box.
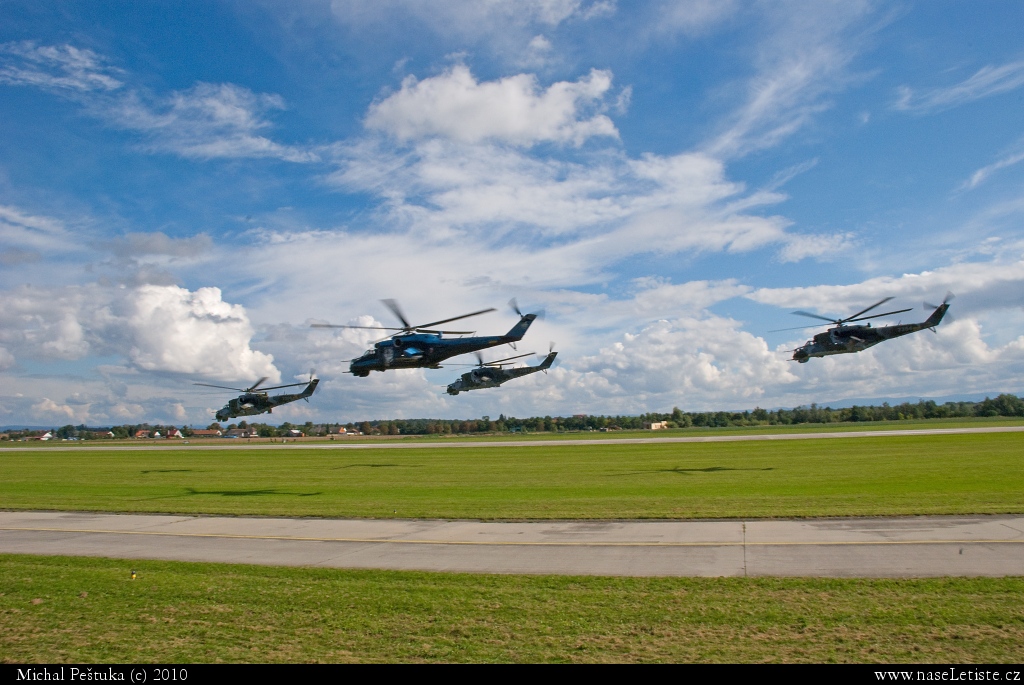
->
[2,394,1023,440]
[334,394,1024,434]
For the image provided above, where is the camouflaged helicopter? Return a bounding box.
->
[446,345,558,395]
[194,375,320,421]
[779,294,953,363]
[313,299,540,376]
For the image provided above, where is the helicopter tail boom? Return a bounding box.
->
[923,302,950,329]
[504,313,537,341]
[300,378,320,397]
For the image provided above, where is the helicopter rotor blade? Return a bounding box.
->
[791,311,840,323]
[770,327,823,335]
[509,298,523,318]
[840,297,894,324]
[310,324,405,330]
[482,351,535,366]
[844,307,913,323]
[193,382,246,392]
[381,299,412,330]
[413,308,497,330]
[414,329,476,335]
[250,381,310,392]
[247,377,269,392]
[475,351,484,366]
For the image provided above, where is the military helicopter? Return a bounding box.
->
[312,299,540,376]
[779,294,953,363]
[447,345,558,395]
[194,375,320,421]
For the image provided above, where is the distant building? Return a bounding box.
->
[134,430,150,439]
[644,421,669,430]
[190,429,222,437]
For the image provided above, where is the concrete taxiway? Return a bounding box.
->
[1,511,1022,577]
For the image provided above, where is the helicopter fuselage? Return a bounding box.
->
[350,316,536,376]
[447,352,557,395]
[215,379,319,421]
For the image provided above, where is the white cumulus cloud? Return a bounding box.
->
[0,282,279,383]
[365,65,618,146]
[126,285,279,382]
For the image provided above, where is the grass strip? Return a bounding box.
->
[1,554,1021,663]
[1,433,1022,519]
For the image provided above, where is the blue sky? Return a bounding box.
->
[1,0,1023,426]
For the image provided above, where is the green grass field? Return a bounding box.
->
[2,554,1022,663]
[1,432,1022,519]
[2,428,1023,663]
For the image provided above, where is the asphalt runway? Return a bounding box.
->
[2,511,1022,577]
[2,424,1023,451]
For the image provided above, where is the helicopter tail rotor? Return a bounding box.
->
[539,342,557,373]
[924,291,956,310]
[510,297,545,321]
[923,292,955,329]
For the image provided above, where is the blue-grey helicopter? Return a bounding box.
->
[447,345,558,395]
[194,376,320,421]
[779,294,953,363]
[313,299,539,376]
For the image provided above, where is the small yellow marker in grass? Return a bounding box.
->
[130,569,137,580]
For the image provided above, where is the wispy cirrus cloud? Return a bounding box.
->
[960,145,1024,191]
[327,136,830,266]
[330,0,589,32]
[0,41,123,92]
[100,232,214,259]
[895,59,1024,113]
[0,43,313,163]
[705,1,879,159]
[110,83,318,162]
[0,204,80,255]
